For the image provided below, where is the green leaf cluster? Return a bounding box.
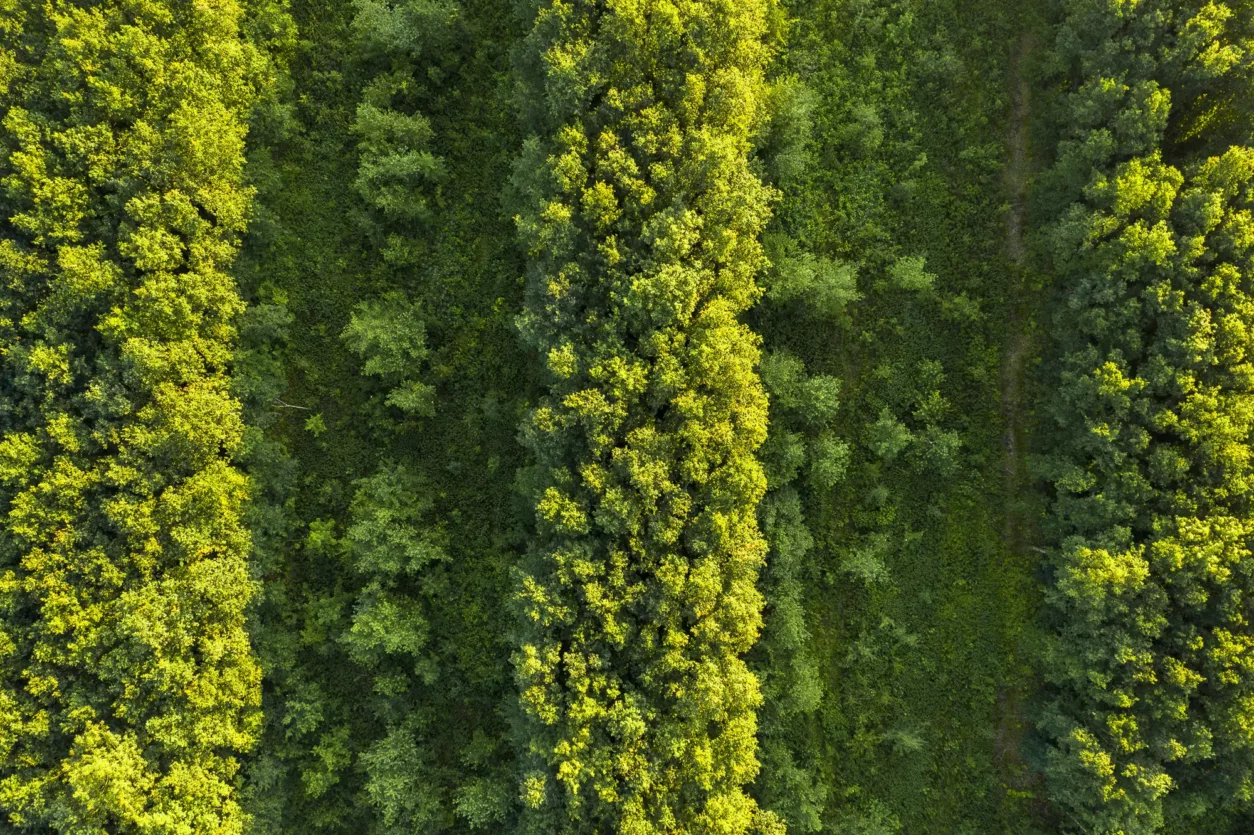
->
[509,2,784,833]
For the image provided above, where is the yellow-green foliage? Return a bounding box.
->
[0,0,274,831]
[511,1,782,832]
[1038,1,1254,831]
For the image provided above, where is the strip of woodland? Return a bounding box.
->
[1036,2,1254,832]
[510,2,781,832]
[0,1,278,830]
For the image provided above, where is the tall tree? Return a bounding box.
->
[0,0,277,831]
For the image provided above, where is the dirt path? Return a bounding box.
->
[993,29,1048,811]
[1001,31,1032,540]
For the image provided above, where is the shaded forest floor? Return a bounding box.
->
[788,2,1054,831]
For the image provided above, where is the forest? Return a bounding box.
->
[2,0,1254,833]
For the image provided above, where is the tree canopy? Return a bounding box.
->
[0,0,279,830]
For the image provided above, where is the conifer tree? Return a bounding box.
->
[0,0,274,831]
[511,1,783,832]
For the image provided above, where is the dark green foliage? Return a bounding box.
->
[1035,2,1254,832]
[234,0,528,831]
[750,0,1051,832]
[0,0,279,830]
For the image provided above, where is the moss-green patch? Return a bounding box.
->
[756,1,1054,831]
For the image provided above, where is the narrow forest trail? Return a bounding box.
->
[1001,30,1032,547]
[993,28,1048,813]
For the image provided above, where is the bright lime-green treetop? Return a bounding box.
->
[0,1,274,831]
[511,1,783,833]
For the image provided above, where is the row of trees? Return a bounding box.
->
[1036,0,1254,832]
[510,1,783,832]
[0,0,279,831]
